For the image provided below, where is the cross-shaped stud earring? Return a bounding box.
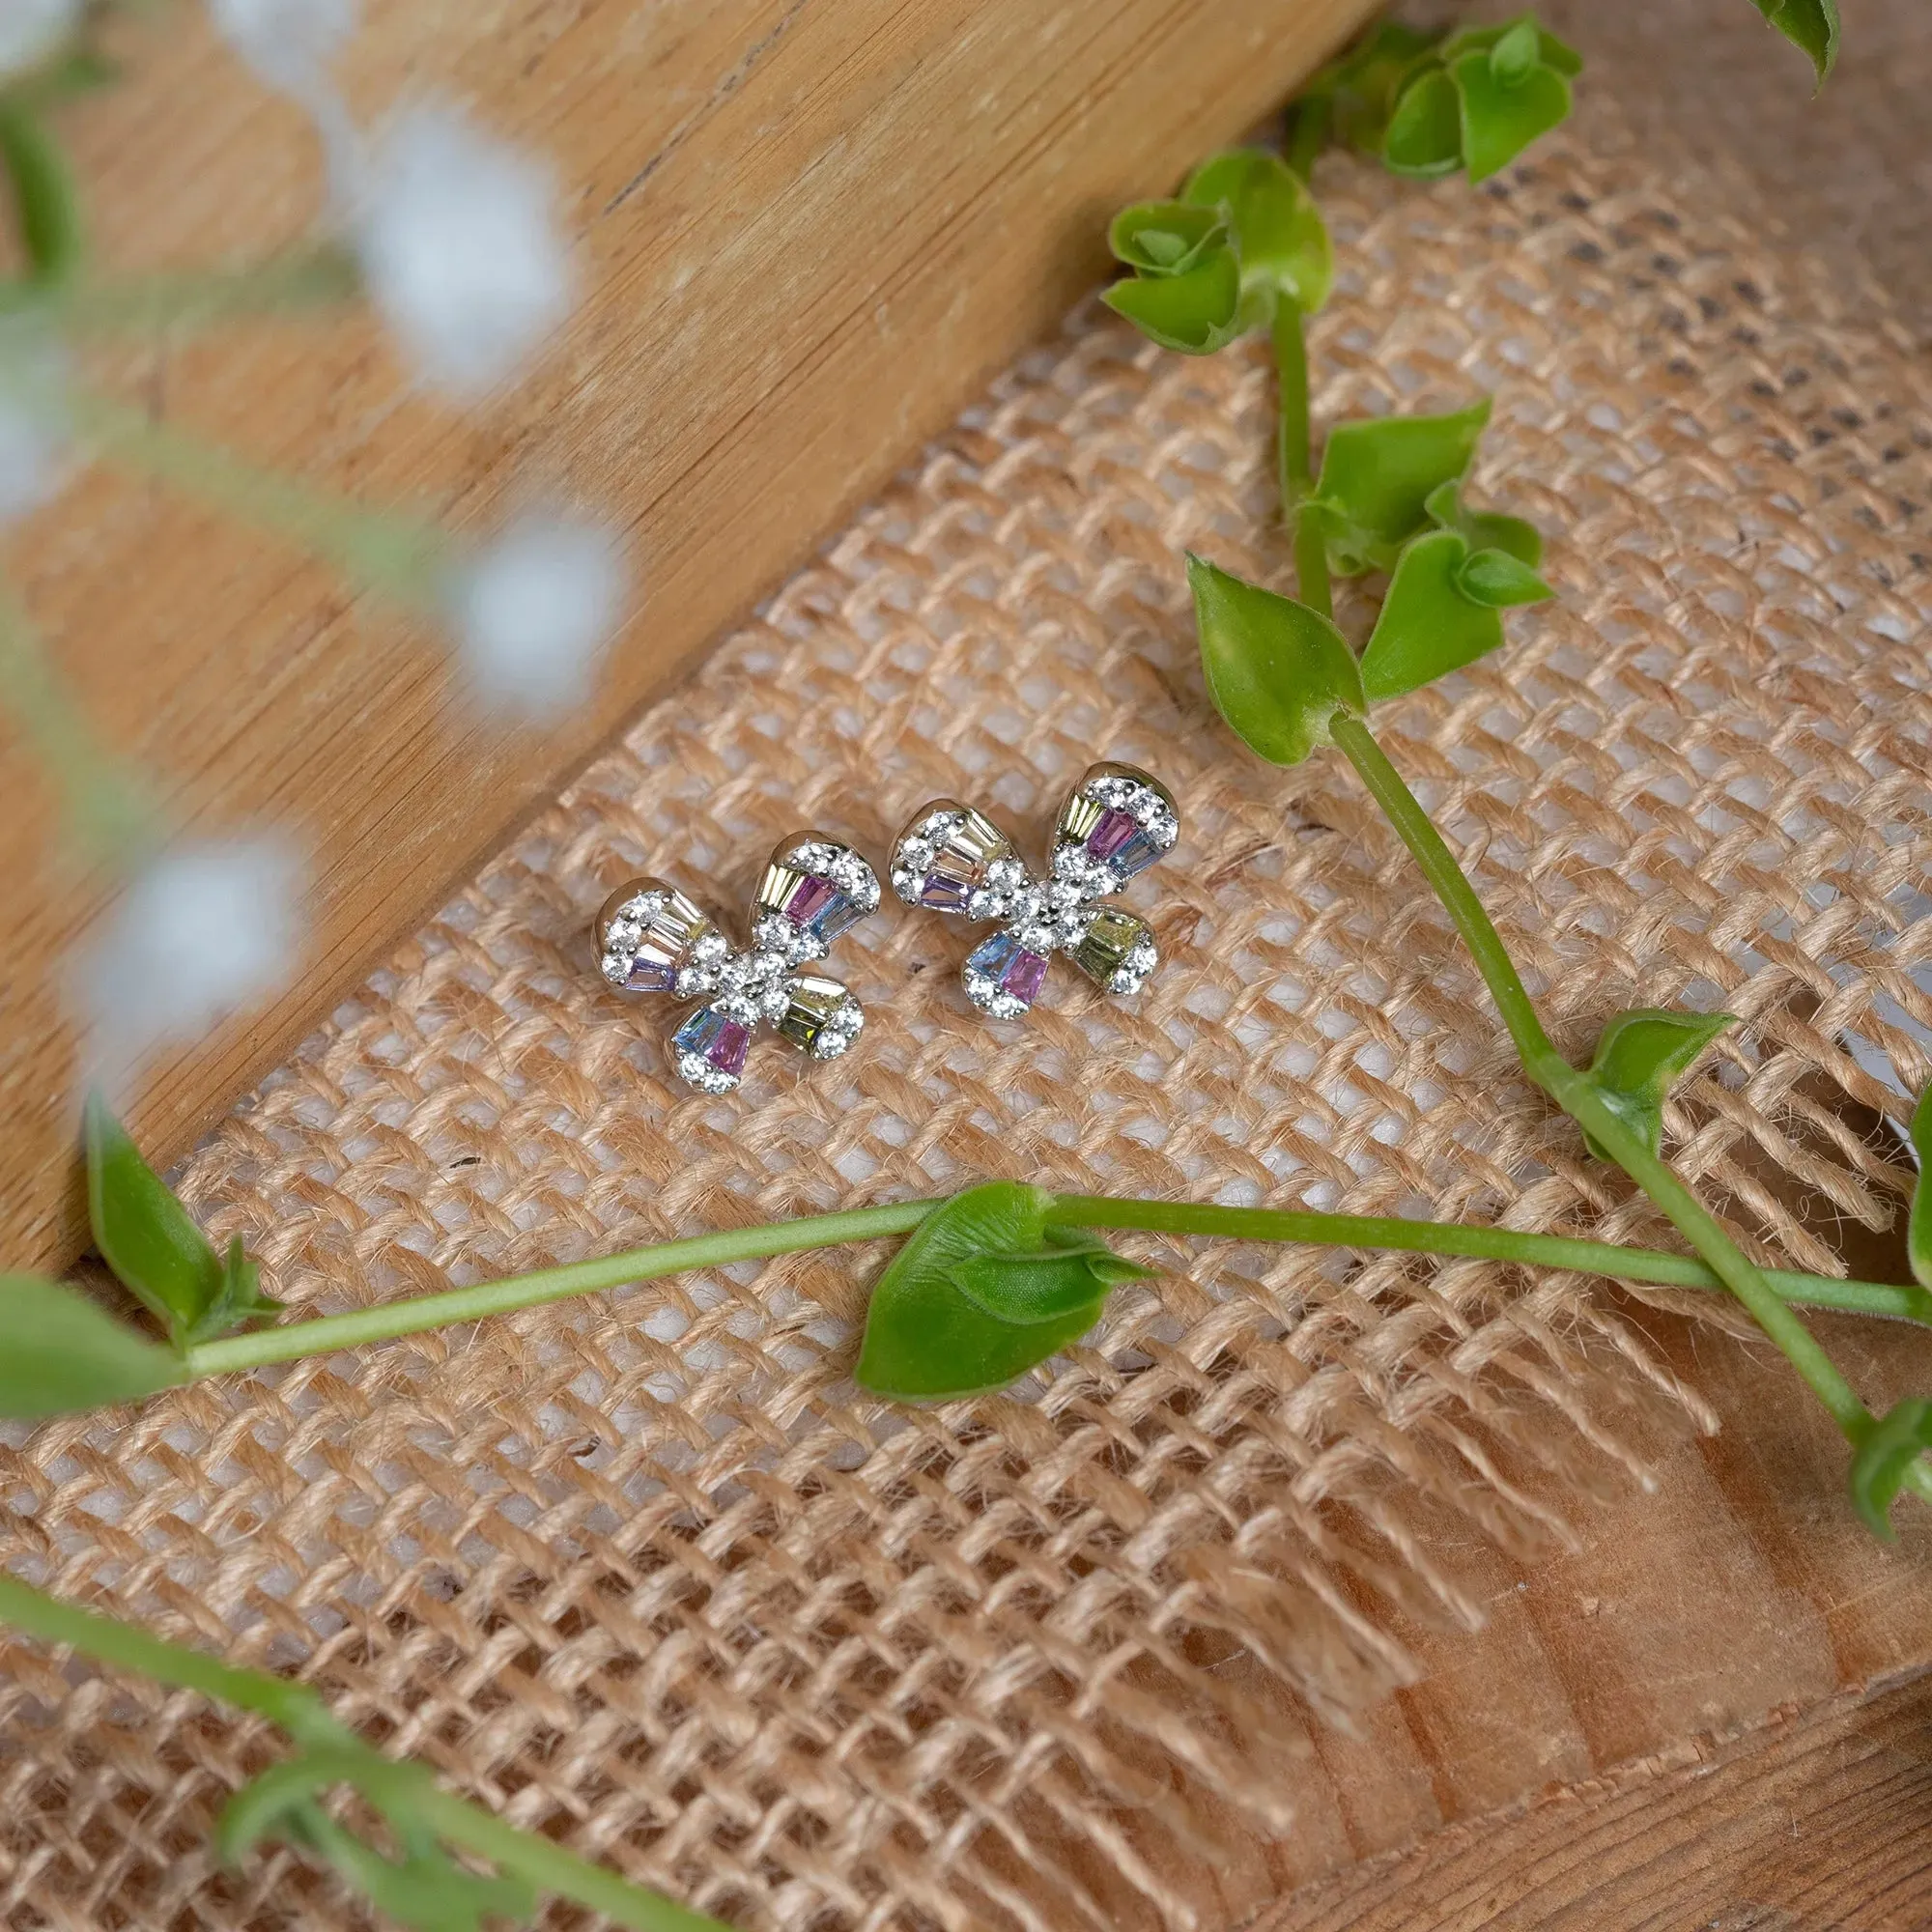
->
[890,762,1179,1018]
[595,835,881,1092]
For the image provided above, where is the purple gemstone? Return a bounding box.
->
[708,1019,751,1075]
[1086,808,1160,880]
[671,1005,752,1078]
[625,954,679,992]
[1087,808,1142,861]
[785,874,838,926]
[919,870,972,911]
[1000,946,1049,1005]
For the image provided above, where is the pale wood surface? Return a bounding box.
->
[1261,1667,1932,1931]
[1088,1283,1932,1926]
[3,0,1378,1266]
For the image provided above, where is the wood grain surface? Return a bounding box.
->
[3,0,1377,1266]
[1153,1284,1932,1929]
[1259,1668,1932,1931]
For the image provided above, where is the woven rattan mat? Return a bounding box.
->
[6,65,1932,1932]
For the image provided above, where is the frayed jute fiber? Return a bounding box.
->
[5,86,1932,1932]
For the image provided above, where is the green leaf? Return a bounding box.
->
[1312,399,1492,574]
[1849,1398,1932,1542]
[188,1236,283,1348]
[1424,477,1545,567]
[1450,47,1574,184]
[855,1183,1143,1400]
[0,101,82,284]
[0,1274,187,1419]
[219,1748,535,1932]
[1454,546,1553,609]
[1907,1087,1931,1293]
[949,1227,1154,1323]
[1488,18,1542,86]
[1312,21,1446,153]
[1440,16,1584,78]
[1100,245,1244,354]
[1748,0,1839,83]
[1381,64,1463,177]
[1107,199,1228,278]
[1182,148,1333,315]
[1186,554,1364,766]
[1578,1008,1739,1161]
[85,1091,223,1348]
[1359,529,1510,703]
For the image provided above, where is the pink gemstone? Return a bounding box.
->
[709,1020,751,1075]
[1087,808,1141,861]
[1000,947,1049,1005]
[785,874,838,925]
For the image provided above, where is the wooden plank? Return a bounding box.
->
[1184,1293,1932,1927]
[1258,1668,1932,1931]
[3,0,1378,1265]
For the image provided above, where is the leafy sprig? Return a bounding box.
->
[0,1573,725,1932]
[1140,16,1922,1535]
[7,1064,1930,1918]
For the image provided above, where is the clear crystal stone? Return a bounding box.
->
[596,881,721,992]
[892,802,1018,915]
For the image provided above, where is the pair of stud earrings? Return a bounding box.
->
[593,761,1179,1093]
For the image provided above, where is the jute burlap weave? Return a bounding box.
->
[5,83,1932,1932]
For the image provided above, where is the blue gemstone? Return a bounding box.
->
[967,930,1020,982]
[671,1005,750,1076]
[812,893,867,942]
[1094,821,1160,879]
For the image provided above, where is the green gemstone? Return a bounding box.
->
[778,975,848,1052]
[1070,907,1149,987]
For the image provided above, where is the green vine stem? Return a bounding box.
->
[1325,711,1924,1496]
[0,243,361,331]
[70,391,446,603]
[181,1195,1930,1382]
[0,584,156,865]
[0,1572,729,1932]
[1285,93,1331,182]
[1269,300,1332,617]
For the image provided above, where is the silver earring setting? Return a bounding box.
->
[890,761,1179,1019]
[596,835,880,1093]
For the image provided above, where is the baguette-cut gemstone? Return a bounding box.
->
[893,804,1016,913]
[1070,906,1155,992]
[964,929,1049,1014]
[672,1005,751,1079]
[1085,807,1161,880]
[920,868,972,911]
[785,873,837,924]
[778,974,864,1058]
[596,883,718,993]
[1002,944,1049,1005]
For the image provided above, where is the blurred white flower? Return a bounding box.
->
[74,836,305,1093]
[446,511,628,717]
[0,0,80,80]
[354,106,573,398]
[206,0,356,95]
